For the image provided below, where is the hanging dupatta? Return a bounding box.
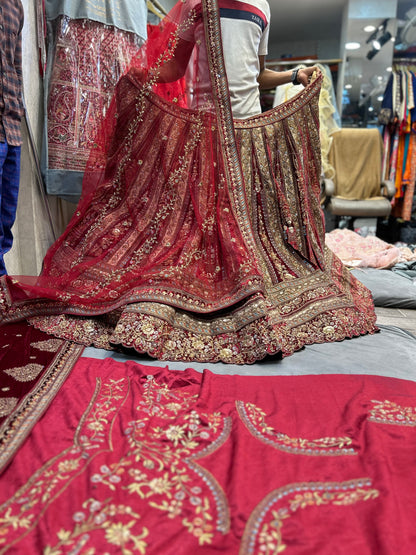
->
[0,0,377,363]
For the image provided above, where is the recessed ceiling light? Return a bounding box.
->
[386,67,392,72]
[345,42,361,50]
[364,25,376,32]
[345,84,352,89]
[377,96,384,101]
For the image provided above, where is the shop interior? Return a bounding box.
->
[0,0,416,551]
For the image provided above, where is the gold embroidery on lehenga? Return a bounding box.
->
[0,397,18,418]
[240,479,379,555]
[369,400,416,426]
[0,0,377,364]
[0,375,230,551]
[236,401,357,456]
[125,375,231,541]
[4,364,44,382]
[31,338,64,352]
[0,377,129,553]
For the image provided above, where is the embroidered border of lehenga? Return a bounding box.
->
[0,0,377,364]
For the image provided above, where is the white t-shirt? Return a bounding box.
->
[219,0,270,118]
[180,0,270,119]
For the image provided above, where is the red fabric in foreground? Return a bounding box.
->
[0,322,84,472]
[0,323,68,426]
[1,357,415,553]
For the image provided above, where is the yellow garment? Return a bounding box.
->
[328,128,384,200]
[273,64,340,179]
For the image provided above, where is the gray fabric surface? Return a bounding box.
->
[352,268,416,309]
[82,325,416,381]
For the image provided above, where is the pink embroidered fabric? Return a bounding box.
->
[0,0,377,363]
[1,357,416,553]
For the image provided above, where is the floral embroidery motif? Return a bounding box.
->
[369,400,416,426]
[0,375,231,552]
[4,364,44,382]
[117,375,231,544]
[43,499,149,555]
[237,401,357,455]
[240,478,379,554]
[0,377,130,553]
[31,338,63,352]
[0,397,18,418]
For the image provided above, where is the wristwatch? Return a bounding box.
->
[291,69,300,85]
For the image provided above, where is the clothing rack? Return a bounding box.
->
[266,58,342,69]
[379,61,416,222]
[392,59,416,71]
[392,57,416,63]
[147,0,167,19]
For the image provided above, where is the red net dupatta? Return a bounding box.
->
[0,0,378,363]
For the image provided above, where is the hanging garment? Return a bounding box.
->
[380,63,416,221]
[273,63,341,179]
[0,0,377,364]
[42,0,147,201]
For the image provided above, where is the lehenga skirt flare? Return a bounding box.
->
[0,0,377,363]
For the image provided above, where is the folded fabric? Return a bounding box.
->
[392,260,416,281]
[328,128,383,200]
[326,229,401,269]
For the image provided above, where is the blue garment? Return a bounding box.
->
[0,141,21,275]
[44,0,147,41]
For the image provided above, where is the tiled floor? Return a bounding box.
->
[375,307,416,336]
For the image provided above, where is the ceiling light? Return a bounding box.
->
[378,31,392,47]
[377,96,384,101]
[345,84,352,89]
[367,48,378,60]
[364,25,376,33]
[366,20,392,60]
[345,42,361,50]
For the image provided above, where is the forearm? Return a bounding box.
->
[257,68,293,90]
[257,65,318,91]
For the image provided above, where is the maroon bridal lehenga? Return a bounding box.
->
[0,0,377,363]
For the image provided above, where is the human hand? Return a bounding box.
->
[296,66,319,86]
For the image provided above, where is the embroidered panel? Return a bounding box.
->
[2,360,416,552]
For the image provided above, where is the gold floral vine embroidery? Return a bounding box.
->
[0,375,231,552]
[118,375,231,544]
[240,478,379,554]
[31,338,63,352]
[236,401,356,456]
[44,499,149,555]
[4,364,44,382]
[0,377,131,554]
[369,399,416,426]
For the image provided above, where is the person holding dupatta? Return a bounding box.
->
[0,0,377,363]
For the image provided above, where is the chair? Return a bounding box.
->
[322,128,395,219]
